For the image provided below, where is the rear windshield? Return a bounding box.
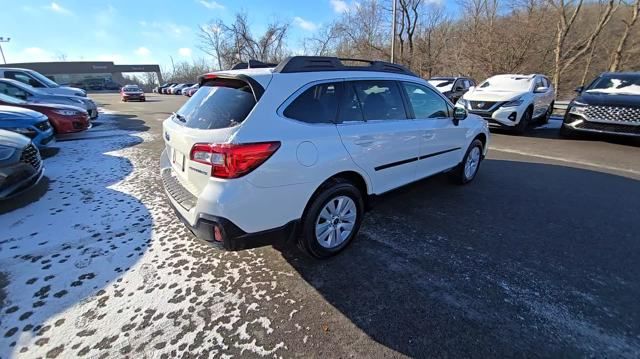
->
[176,81,256,129]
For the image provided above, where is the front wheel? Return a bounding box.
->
[450,139,483,185]
[514,108,532,135]
[299,179,364,259]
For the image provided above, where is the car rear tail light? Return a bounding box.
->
[190,142,280,179]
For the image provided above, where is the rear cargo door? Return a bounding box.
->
[162,77,262,195]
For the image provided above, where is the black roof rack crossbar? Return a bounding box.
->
[230,60,278,70]
[273,56,418,77]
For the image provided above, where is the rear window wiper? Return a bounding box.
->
[173,112,186,122]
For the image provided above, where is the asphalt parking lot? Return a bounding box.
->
[1,93,639,358]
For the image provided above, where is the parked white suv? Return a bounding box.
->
[0,67,87,97]
[457,74,555,134]
[161,56,489,258]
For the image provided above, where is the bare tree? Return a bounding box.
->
[548,0,618,95]
[198,13,290,70]
[396,0,421,66]
[609,0,640,71]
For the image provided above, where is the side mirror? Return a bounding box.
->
[15,92,27,100]
[534,86,549,93]
[453,107,467,123]
[574,86,584,93]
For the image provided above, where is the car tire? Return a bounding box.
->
[514,108,532,135]
[540,102,553,125]
[299,178,364,259]
[449,139,484,185]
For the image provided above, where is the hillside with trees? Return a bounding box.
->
[191,0,640,100]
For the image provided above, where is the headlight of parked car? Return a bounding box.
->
[52,109,81,116]
[7,127,37,137]
[502,97,524,107]
[568,102,587,116]
[0,145,16,161]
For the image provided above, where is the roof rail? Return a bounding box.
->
[273,56,418,77]
[230,60,278,70]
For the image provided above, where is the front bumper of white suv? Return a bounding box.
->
[459,100,525,127]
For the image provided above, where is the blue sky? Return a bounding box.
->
[0,0,447,69]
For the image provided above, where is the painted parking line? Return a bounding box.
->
[490,146,640,176]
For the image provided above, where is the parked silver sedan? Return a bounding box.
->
[0,78,98,120]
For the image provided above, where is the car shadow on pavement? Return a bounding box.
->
[0,118,153,356]
[279,159,640,357]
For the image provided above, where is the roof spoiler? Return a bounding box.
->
[197,73,266,102]
[273,56,418,77]
[230,60,278,70]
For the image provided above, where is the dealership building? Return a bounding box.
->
[3,61,163,89]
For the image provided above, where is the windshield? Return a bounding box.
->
[176,83,256,129]
[0,92,27,104]
[586,75,640,95]
[124,87,141,92]
[478,76,533,92]
[28,70,60,87]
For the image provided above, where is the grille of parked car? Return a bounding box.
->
[576,121,640,135]
[469,101,498,110]
[35,120,51,131]
[584,106,640,124]
[20,144,42,169]
[161,168,197,210]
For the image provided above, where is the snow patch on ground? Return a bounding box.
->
[0,113,299,358]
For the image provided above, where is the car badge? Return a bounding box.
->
[477,102,485,108]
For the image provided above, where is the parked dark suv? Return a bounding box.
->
[562,72,640,137]
[428,77,476,104]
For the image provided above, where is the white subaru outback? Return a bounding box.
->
[161,56,489,258]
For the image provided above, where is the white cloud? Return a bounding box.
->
[178,48,192,57]
[48,2,72,15]
[135,47,151,56]
[199,0,224,9]
[330,0,349,13]
[293,17,318,31]
[140,21,190,39]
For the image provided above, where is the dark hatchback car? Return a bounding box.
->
[428,76,476,104]
[562,72,640,137]
[0,129,44,199]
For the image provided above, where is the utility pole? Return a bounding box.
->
[390,0,397,63]
[0,37,10,64]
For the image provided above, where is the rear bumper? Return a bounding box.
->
[159,149,299,250]
[165,195,297,250]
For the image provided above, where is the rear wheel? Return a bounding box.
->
[450,139,483,185]
[299,179,364,259]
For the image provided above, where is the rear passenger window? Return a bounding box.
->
[352,80,408,121]
[284,82,340,123]
[402,82,449,119]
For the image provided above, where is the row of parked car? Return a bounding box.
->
[0,67,99,200]
[153,83,199,97]
[428,72,640,137]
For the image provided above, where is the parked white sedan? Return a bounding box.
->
[457,74,555,134]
